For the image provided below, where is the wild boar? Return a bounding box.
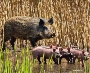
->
[2,16,55,51]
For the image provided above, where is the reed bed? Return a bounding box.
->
[0,0,90,72]
[0,0,90,49]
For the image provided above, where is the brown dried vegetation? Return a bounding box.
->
[0,0,90,50]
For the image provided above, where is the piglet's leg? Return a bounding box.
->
[59,57,62,64]
[37,56,41,64]
[53,58,58,64]
[44,57,47,64]
[81,60,84,67]
[59,58,61,64]
[72,56,76,64]
[69,53,74,63]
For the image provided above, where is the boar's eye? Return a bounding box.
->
[39,19,44,26]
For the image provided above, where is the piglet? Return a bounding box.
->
[66,47,89,67]
[58,47,73,64]
[32,46,60,64]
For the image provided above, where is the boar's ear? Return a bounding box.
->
[39,19,45,26]
[48,17,53,25]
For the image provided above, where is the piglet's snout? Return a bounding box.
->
[87,57,89,59]
[55,53,61,58]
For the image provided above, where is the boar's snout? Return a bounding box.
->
[50,33,55,38]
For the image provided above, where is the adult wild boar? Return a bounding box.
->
[2,16,55,51]
[32,46,60,64]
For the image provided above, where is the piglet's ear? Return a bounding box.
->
[39,19,45,26]
[67,47,70,50]
[53,49,56,52]
[56,44,59,47]
[48,17,53,25]
[82,50,84,54]
[50,44,52,48]
[67,47,70,52]
[56,46,58,49]
[59,48,63,51]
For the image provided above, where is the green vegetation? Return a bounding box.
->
[0,47,89,73]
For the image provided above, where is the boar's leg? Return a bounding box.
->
[29,36,43,47]
[37,56,41,64]
[2,41,6,51]
[10,36,16,50]
[29,37,36,47]
[2,27,13,51]
[2,37,10,51]
[34,35,43,43]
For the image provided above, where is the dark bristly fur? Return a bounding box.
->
[2,16,55,51]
